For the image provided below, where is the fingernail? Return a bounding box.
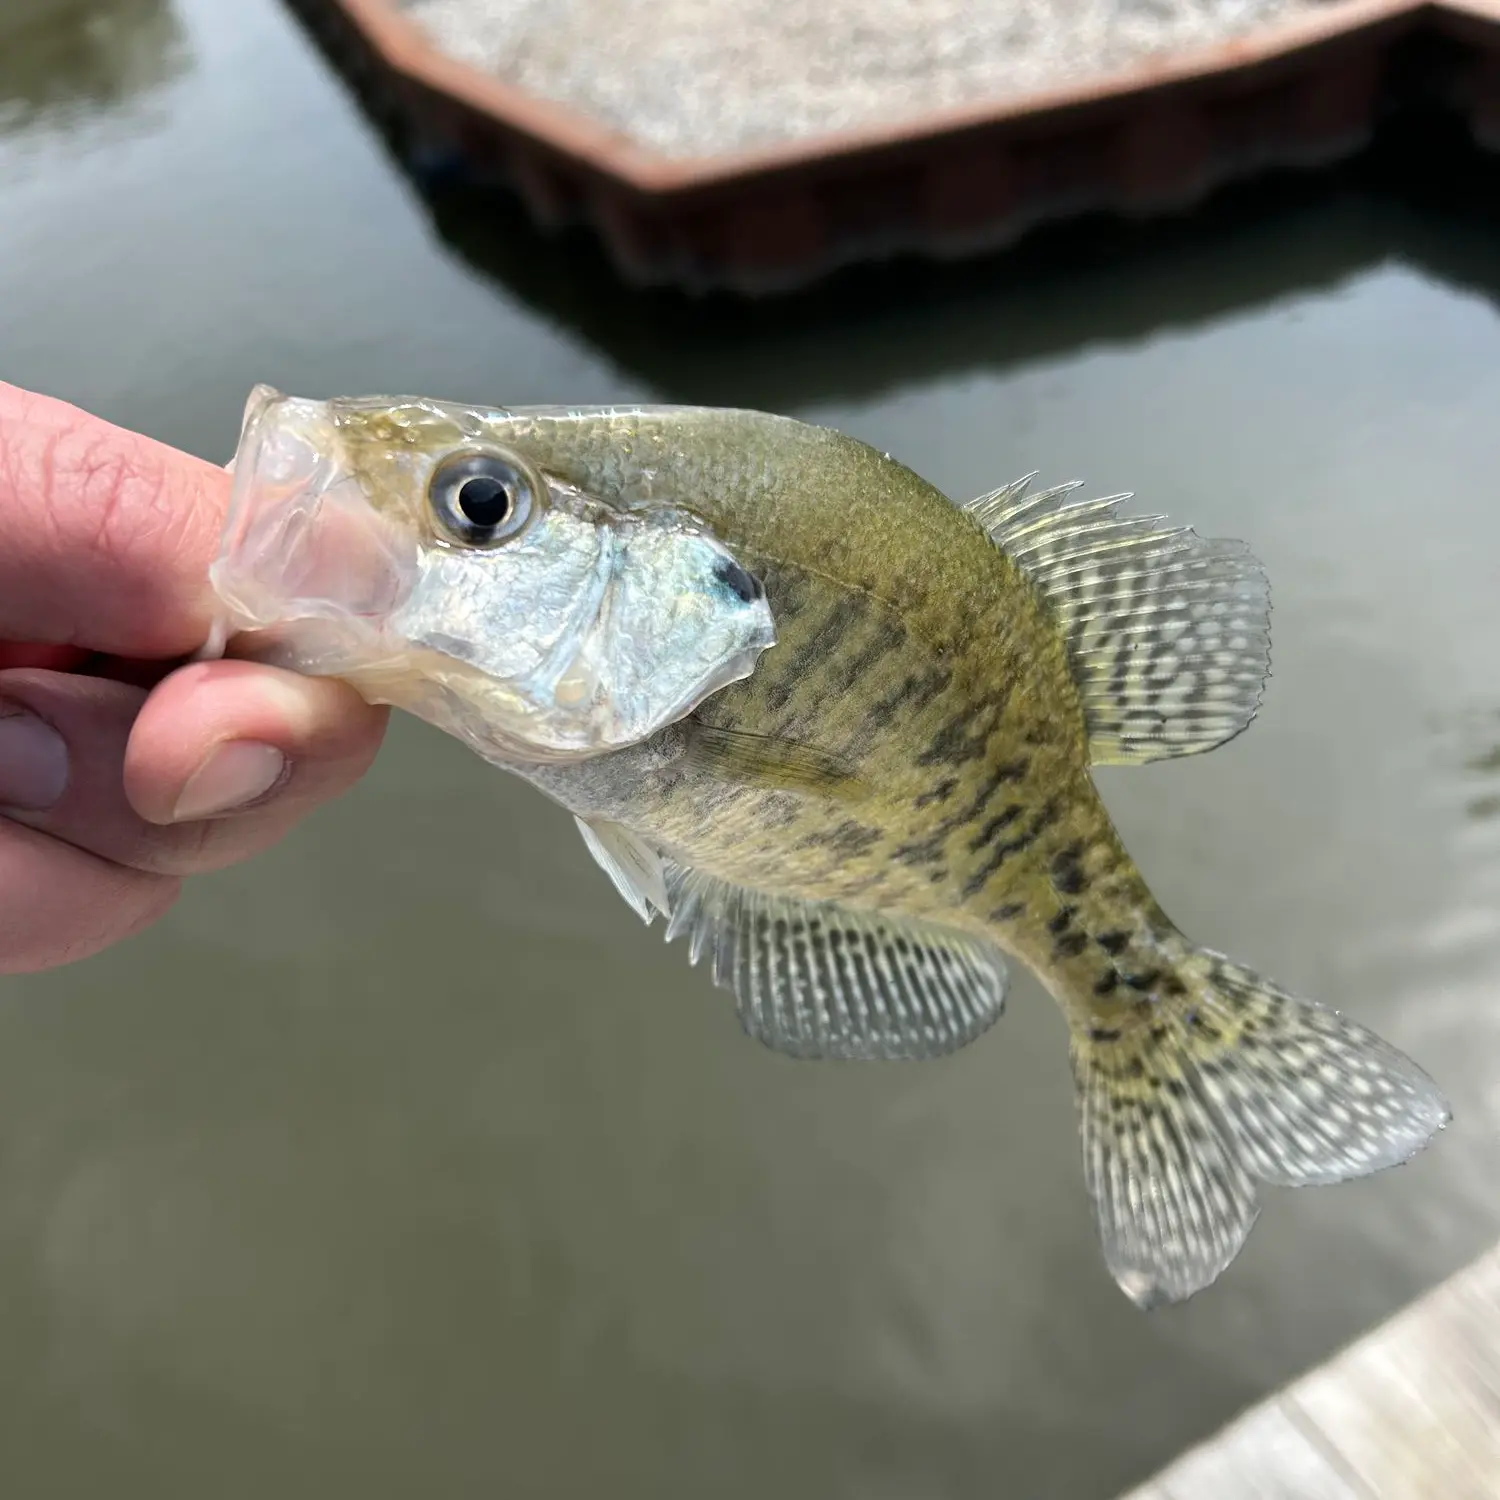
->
[172,741,287,821]
[0,707,68,811]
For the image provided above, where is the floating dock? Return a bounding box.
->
[1119,1241,1500,1498]
[283,0,1500,292]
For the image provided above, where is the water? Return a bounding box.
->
[3,3,1500,1496]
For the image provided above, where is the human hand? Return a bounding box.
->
[0,382,389,973]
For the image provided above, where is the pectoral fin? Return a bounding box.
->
[683,722,865,800]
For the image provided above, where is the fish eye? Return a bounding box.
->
[428,450,535,547]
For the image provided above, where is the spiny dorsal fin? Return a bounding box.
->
[965,476,1271,766]
[660,865,1008,1061]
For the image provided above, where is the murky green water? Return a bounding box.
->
[4,2,1500,1496]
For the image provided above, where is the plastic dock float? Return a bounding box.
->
[281,0,1500,292]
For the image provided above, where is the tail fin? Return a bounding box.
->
[1070,944,1450,1309]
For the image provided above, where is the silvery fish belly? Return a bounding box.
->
[210,387,1451,1311]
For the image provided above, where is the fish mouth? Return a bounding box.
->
[208,385,420,672]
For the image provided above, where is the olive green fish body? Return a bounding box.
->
[503,410,1151,991]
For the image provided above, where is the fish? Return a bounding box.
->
[209,385,1451,1309]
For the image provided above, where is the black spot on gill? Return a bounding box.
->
[1096,930,1131,956]
[712,557,763,604]
[1093,969,1120,996]
[989,903,1025,923]
[1123,969,1163,993]
[1088,1025,1122,1043]
[1047,906,1077,935]
[1052,931,1089,960]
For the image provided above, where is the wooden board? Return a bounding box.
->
[1120,1246,1500,1498]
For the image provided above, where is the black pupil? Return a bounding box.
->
[456,474,513,529]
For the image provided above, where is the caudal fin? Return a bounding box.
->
[1070,945,1450,1308]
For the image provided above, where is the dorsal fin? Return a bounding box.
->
[964,476,1271,766]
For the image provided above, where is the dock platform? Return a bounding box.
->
[281,0,1500,292]
[1121,1244,1500,1498]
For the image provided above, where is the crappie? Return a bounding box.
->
[211,387,1450,1308]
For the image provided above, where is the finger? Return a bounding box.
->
[0,383,230,656]
[0,644,89,672]
[0,664,386,876]
[0,820,178,975]
[124,659,388,837]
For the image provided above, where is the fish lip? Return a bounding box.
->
[210,388,418,654]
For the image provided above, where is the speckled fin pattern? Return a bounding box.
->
[1074,949,1451,1308]
[966,475,1272,765]
[660,864,1009,1060]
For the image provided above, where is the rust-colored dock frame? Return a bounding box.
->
[285,0,1500,291]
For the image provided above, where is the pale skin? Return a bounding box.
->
[0,382,389,973]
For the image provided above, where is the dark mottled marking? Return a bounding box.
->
[1163,975,1188,999]
[765,595,868,714]
[807,820,881,858]
[960,797,1062,898]
[1148,1024,1168,1046]
[967,803,1023,853]
[1164,1077,1186,1098]
[1096,930,1131,956]
[1088,1025,1122,1042]
[1052,931,1089,960]
[828,616,908,695]
[893,831,946,867]
[1049,843,1088,895]
[917,709,989,768]
[915,778,957,809]
[1123,969,1162,993]
[989,902,1025,922]
[1047,905,1077,935]
[929,762,1015,844]
[1094,969,1119,996]
[867,668,945,732]
[1127,1058,1145,1079]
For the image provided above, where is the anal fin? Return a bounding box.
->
[661,864,1008,1060]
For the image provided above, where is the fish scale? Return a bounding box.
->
[215,390,1452,1310]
